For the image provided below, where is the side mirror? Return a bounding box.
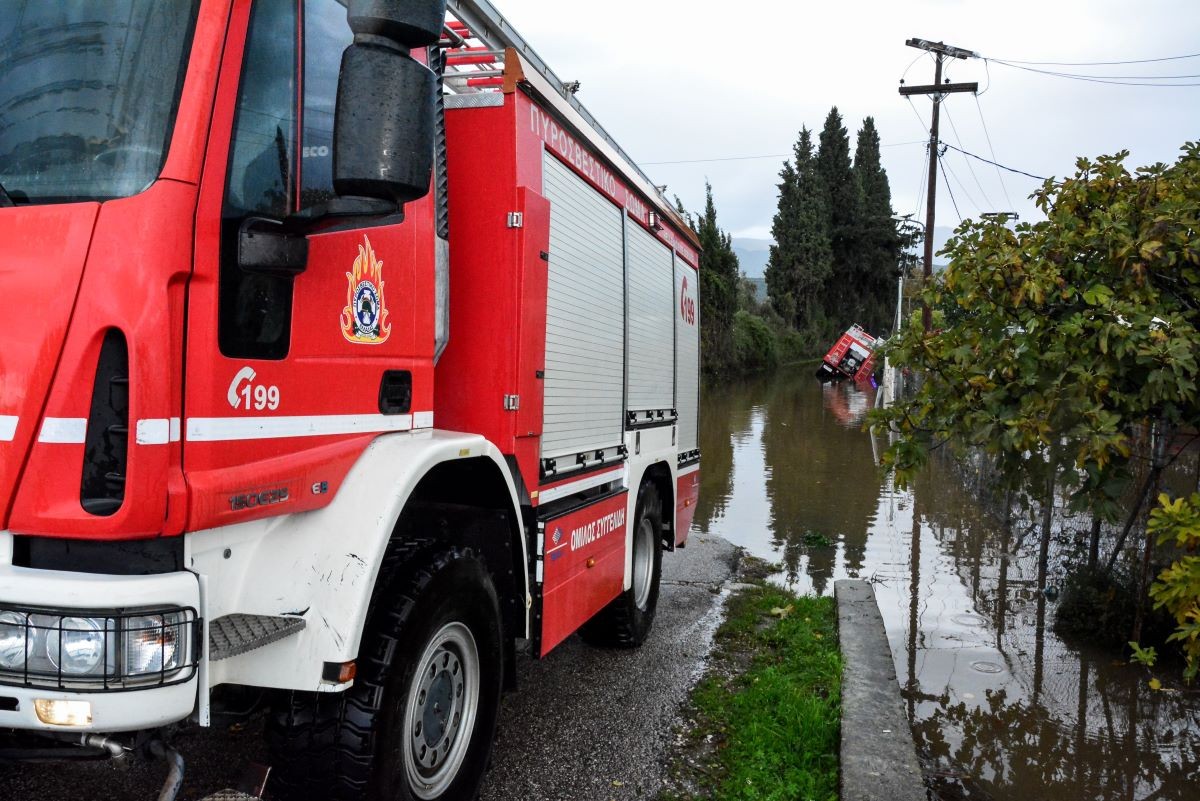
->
[346,0,446,47]
[238,217,308,275]
[333,43,435,207]
[332,1,446,210]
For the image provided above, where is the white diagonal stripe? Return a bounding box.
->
[0,416,16,442]
[169,417,181,442]
[185,413,423,442]
[413,411,434,428]
[39,417,88,444]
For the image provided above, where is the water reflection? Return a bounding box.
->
[696,371,1200,800]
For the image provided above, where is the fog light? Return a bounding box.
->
[124,613,183,676]
[34,699,92,726]
[45,617,108,675]
[0,611,32,670]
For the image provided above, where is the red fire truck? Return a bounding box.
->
[0,1,701,798]
[816,324,878,383]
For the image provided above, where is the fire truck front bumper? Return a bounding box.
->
[0,556,201,734]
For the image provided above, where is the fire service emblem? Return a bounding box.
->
[340,235,392,344]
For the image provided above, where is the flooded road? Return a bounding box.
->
[696,370,1200,800]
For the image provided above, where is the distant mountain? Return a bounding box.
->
[732,237,771,279]
[732,228,953,289]
[745,276,767,304]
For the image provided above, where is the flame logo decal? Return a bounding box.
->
[340,235,392,344]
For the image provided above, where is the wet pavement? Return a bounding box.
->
[0,532,739,800]
[481,531,738,801]
[696,369,1200,800]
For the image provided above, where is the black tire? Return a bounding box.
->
[267,544,504,801]
[579,482,663,648]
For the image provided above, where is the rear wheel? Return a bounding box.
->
[267,545,503,801]
[580,482,663,648]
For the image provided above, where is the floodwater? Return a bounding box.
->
[694,370,1200,800]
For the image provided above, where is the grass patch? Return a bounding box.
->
[662,580,841,801]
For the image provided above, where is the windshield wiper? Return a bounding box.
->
[0,180,13,208]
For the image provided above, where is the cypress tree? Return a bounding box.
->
[695,182,740,374]
[852,116,900,333]
[766,150,801,325]
[766,127,832,330]
[815,107,858,327]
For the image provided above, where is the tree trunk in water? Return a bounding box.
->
[1038,475,1055,595]
[1104,468,1160,575]
[1087,517,1102,569]
[1034,473,1054,705]
[1132,470,1165,643]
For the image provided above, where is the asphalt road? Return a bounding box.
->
[0,531,739,801]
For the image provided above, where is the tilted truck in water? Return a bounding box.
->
[816,324,878,383]
[0,1,701,798]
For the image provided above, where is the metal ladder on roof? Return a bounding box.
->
[442,0,665,203]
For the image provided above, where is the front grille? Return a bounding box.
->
[0,605,200,693]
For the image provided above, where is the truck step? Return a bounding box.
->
[200,791,260,801]
[209,614,305,661]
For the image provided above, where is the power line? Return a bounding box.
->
[901,50,932,83]
[942,102,994,210]
[939,148,979,216]
[937,154,963,222]
[904,96,929,135]
[973,94,1013,210]
[641,140,925,166]
[990,51,1200,67]
[977,57,993,96]
[642,153,788,166]
[912,143,929,222]
[989,59,1200,87]
[941,142,1049,182]
[994,60,1200,80]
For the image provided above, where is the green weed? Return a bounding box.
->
[665,584,841,801]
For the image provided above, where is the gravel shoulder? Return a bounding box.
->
[0,532,739,801]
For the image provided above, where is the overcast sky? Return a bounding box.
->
[494,0,1200,244]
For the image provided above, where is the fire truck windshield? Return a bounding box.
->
[0,1,198,204]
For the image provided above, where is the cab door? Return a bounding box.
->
[184,0,436,533]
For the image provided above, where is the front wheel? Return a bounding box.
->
[580,482,663,648]
[388,616,486,799]
[267,546,503,801]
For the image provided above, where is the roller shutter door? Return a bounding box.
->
[625,222,675,415]
[541,152,625,460]
[674,259,700,454]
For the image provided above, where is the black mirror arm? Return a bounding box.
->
[284,197,404,236]
[238,216,309,276]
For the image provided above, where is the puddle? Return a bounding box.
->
[693,370,1200,800]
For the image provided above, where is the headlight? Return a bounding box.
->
[44,617,113,676]
[0,611,32,670]
[0,606,194,689]
[124,613,183,676]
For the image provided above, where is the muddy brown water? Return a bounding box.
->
[695,369,1199,800]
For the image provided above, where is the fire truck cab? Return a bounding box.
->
[0,1,701,798]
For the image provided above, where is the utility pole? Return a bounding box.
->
[899,38,978,331]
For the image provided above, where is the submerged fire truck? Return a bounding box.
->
[816,324,877,383]
[0,1,701,798]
